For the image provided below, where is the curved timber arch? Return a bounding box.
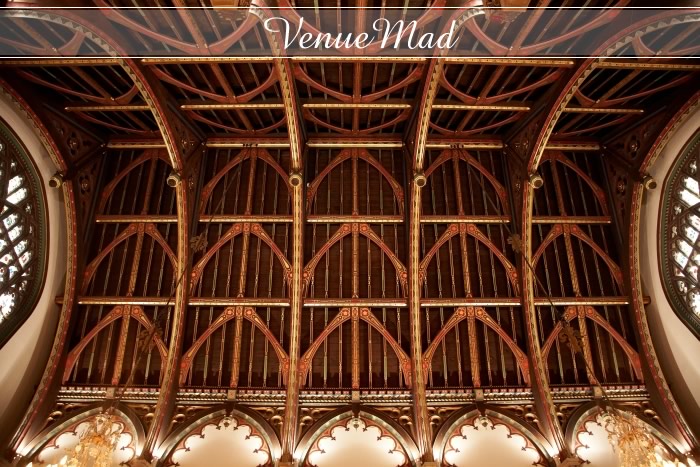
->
[302,223,408,296]
[97,150,173,214]
[81,222,177,295]
[532,223,624,290]
[62,305,168,383]
[419,223,519,292]
[539,151,609,215]
[190,222,292,293]
[299,307,412,388]
[421,306,529,385]
[178,306,290,386]
[199,148,291,215]
[306,148,405,215]
[156,406,282,466]
[540,306,643,381]
[432,406,555,467]
[293,406,420,467]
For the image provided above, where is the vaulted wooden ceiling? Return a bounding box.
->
[1,1,699,465]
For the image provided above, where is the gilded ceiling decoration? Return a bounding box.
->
[0,1,698,466]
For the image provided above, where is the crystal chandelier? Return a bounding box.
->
[482,170,696,467]
[601,410,663,467]
[27,413,123,467]
[22,163,240,467]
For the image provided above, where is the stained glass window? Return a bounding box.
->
[0,119,47,347]
[661,131,700,338]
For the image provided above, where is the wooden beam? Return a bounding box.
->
[303,101,412,110]
[107,140,166,149]
[291,57,427,63]
[444,58,576,67]
[141,57,274,64]
[65,104,150,112]
[0,58,121,67]
[307,136,403,148]
[596,60,700,71]
[420,215,509,224]
[432,102,531,111]
[205,137,291,148]
[62,295,637,308]
[563,107,644,114]
[258,9,306,461]
[181,101,285,110]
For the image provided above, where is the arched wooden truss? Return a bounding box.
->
[63,305,168,383]
[299,307,412,388]
[424,149,510,214]
[96,150,173,215]
[302,223,408,296]
[306,148,405,215]
[541,306,643,382]
[422,306,529,386]
[539,151,609,215]
[419,223,519,293]
[179,306,290,386]
[532,223,624,290]
[82,222,177,295]
[198,147,291,215]
[2,4,700,463]
[190,222,292,293]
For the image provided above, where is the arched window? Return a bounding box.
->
[0,117,47,347]
[661,131,700,338]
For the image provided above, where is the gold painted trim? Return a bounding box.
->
[181,103,285,110]
[291,57,427,63]
[141,57,274,64]
[307,215,403,224]
[596,60,700,71]
[544,143,600,151]
[532,216,611,224]
[444,58,575,67]
[425,140,504,149]
[0,58,120,66]
[65,104,149,112]
[563,107,644,114]
[421,215,509,224]
[432,103,530,111]
[303,102,412,110]
[106,140,166,149]
[204,140,291,148]
[307,140,403,148]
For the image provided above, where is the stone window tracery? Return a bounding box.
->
[661,131,700,338]
[0,118,47,346]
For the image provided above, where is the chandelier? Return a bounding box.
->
[453,152,698,467]
[601,411,697,467]
[23,170,240,467]
[26,413,123,467]
[601,410,663,467]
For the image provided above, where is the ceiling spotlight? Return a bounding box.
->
[48,173,64,189]
[166,172,181,188]
[642,175,657,190]
[529,173,544,189]
[289,172,303,188]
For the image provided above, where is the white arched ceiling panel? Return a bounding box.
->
[575,414,683,467]
[442,416,542,467]
[576,417,620,467]
[306,417,407,467]
[33,415,135,466]
[168,415,270,467]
